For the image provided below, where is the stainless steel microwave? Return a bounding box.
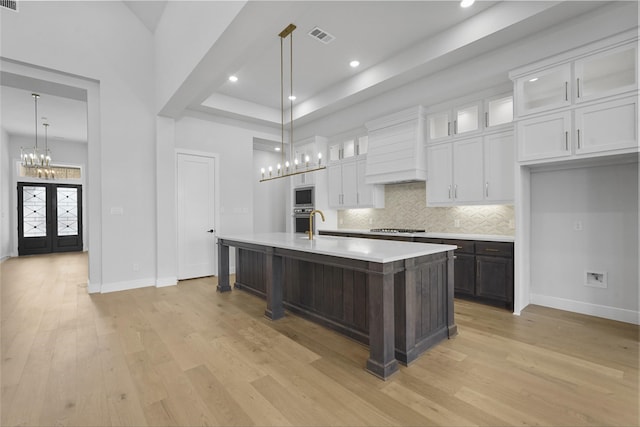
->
[294,186,314,207]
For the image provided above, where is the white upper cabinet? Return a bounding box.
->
[516,64,571,116]
[574,96,637,155]
[427,132,514,207]
[427,101,482,143]
[328,134,367,163]
[328,157,384,209]
[485,94,514,129]
[484,132,514,202]
[510,31,639,164]
[575,42,637,103]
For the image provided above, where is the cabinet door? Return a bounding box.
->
[574,96,638,155]
[454,102,480,136]
[484,132,514,202]
[426,143,453,205]
[575,42,637,103]
[517,64,571,115]
[328,143,341,162]
[517,111,572,161]
[454,253,475,296]
[428,110,451,142]
[341,161,358,207]
[343,139,356,159]
[485,94,513,128]
[476,255,513,304]
[357,135,368,155]
[356,158,373,207]
[453,138,484,203]
[327,164,343,208]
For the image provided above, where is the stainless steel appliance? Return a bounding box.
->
[293,186,314,208]
[293,207,314,234]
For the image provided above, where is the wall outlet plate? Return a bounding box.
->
[585,271,607,288]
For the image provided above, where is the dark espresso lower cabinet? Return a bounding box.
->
[322,231,514,311]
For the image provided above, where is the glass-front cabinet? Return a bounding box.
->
[427,101,481,142]
[485,94,513,128]
[328,134,367,162]
[574,42,637,103]
[516,64,571,115]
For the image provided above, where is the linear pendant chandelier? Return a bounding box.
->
[259,23,325,182]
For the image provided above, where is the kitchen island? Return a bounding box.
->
[217,232,457,379]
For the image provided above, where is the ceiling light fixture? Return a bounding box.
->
[460,0,475,8]
[349,60,360,68]
[21,93,55,179]
[228,75,238,82]
[260,23,325,182]
[529,77,539,82]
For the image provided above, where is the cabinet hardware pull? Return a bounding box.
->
[577,78,580,98]
[454,120,458,134]
[485,248,500,252]
[448,185,452,199]
[457,246,463,250]
[447,122,451,136]
[485,112,489,128]
[454,184,458,199]
[565,81,568,101]
[485,182,489,197]
[577,129,581,149]
[565,131,569,151]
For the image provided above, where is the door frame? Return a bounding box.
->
[175,149,221,279]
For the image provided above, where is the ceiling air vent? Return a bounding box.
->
[308,26,335,44]
[1,0,18,11]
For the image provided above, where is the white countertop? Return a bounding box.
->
[217,232,457,263]
[319,229,515,243]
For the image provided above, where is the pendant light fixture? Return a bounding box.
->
[20,93,55,179]
[259,23,325,182]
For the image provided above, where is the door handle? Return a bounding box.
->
[207,229,215,233]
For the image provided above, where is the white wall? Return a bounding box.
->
[1,1,157,291]
[0,129,10,259]
[530,162,639,324]
[253,149,287,233]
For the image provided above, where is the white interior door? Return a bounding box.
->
[177,153,216,280]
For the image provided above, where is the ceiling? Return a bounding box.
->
[1,1,610,145]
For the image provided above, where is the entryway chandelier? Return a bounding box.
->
[21,93,55,179]
[259,23,325,182]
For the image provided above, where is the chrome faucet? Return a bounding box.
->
[308,209,325,240]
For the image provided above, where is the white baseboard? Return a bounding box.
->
[0,255,10,263]
[156,276,177,287]
[530,293,640,325]
[100,278,155,294]
[87,280,101,294]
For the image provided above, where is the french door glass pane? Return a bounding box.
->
[23,186,47,237]
[57,187,79,236]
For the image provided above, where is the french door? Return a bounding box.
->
[17,182,83,256]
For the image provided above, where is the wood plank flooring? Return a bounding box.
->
[1,252,638,426]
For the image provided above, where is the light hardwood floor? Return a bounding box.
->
[1,252,638,426]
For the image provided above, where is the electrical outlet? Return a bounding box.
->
[339,218,344,225]
[573,220,583,231]
[132,263,139,272]
[508,219,515,229]
[369,218,373,225]
[585,271,607,288]
[454,219,460,228]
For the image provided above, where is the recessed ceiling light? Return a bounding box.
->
[460,0,475,8]
[228,75,238,82]
[349,60,360,68]
[529,77,539,82]
[288,95,296,101]
[275,147,281,151]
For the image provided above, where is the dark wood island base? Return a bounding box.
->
[217,237,456,379]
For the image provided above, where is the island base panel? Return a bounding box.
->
[235,247,455,369]
[216,240,232,292]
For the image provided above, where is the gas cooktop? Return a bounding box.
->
[370,228,426,233]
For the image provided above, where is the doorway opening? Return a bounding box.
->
[17,182,83,255]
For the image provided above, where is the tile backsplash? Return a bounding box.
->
[338,181,515,235]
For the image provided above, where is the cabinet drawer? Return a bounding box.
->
[443,239,475,254]
[415,238,443,244]
[475,241,513,257]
